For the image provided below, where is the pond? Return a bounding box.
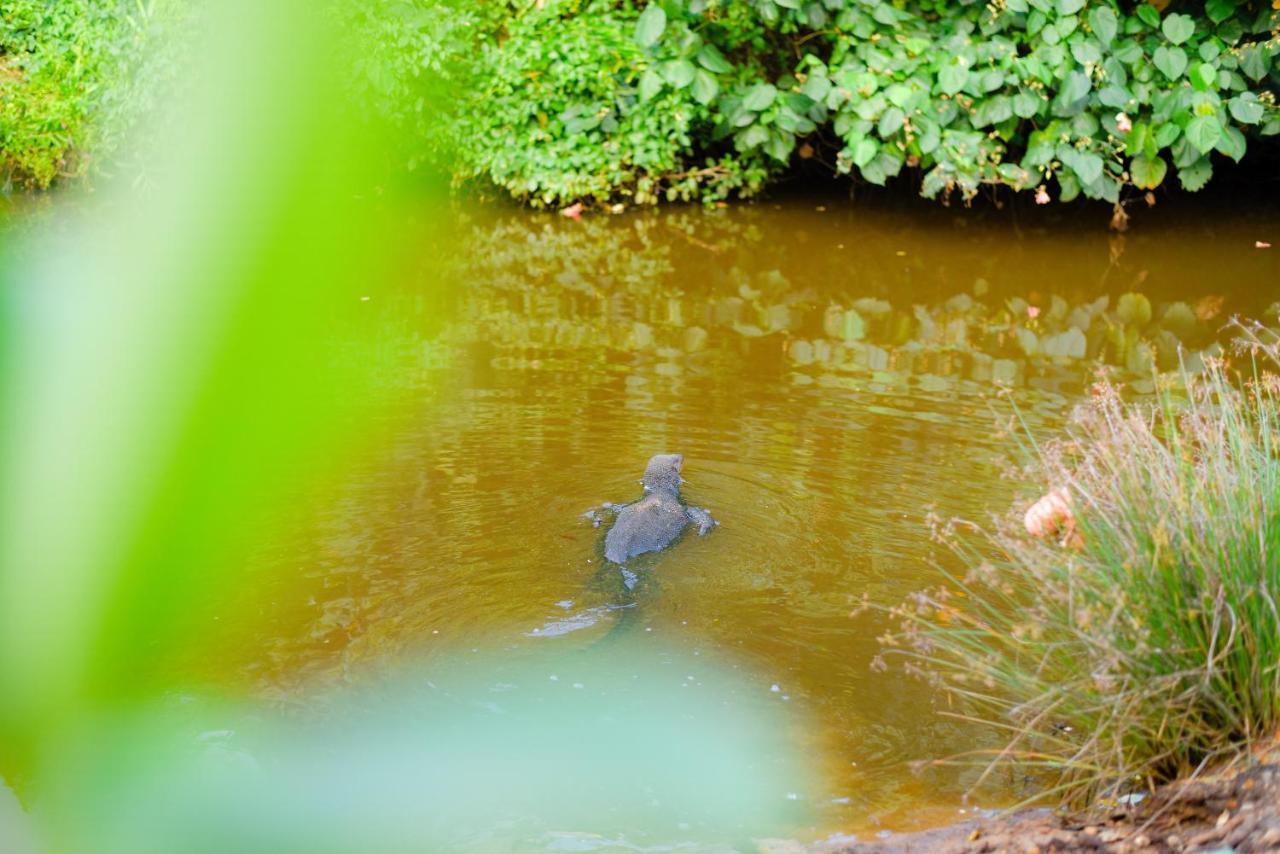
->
[214,198,1278,847]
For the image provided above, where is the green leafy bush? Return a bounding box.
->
[0,0,182,190]
[418,0,771,205]
[5,0,1278,203]
[881,324,1280,806]
[759,0,1280,202]
[409,0,1279,206]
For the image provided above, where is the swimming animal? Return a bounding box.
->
[590,454,716,565]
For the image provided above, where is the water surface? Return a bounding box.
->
[214,198,1279,843]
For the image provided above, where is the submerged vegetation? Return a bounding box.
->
[883,321,1280,806]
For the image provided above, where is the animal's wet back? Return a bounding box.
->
[601,454,716,565]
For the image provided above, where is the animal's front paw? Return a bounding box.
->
[584,502,623,528]
[687,506,716,535]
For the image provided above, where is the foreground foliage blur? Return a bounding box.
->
[884,320,1280,806]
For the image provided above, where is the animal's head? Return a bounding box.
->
[641,454,684,495]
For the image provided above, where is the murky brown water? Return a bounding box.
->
[218,199,1278,843]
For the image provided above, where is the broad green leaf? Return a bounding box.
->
[765,131,793,162]
[1217,17,1244,42]
[696,44,733,74]
[742,83,778,111]
[737,124,769,150]
[1056,0,1084,15]
[1153,46,1188,80]
[1172,135,1201,168]
[635,4,667,48]
[1058,171,1081,202]
[1178,157,1213,191]
[1088,7,1118,46]
[801,74,831,102]
[639,67,663,101]
[885,84,915,109]
[692,69,719,105]
[921,166,950,198]
[1161,13,1195,45]
[1228,93,1264,125]
[1070,39,1102,65]
[902,36,929,55]
[1113,40,1144,63]
[1216,125,1245,160]
[852,137,878,168]
[1135,4,1160,29]
[1061,70,1091,102]
[1013,89,1041,118]
[918,125,940,154]
[1189,62,1217,91]
[562,111,601,134]
[1072,151,1103,185]
[938,63,969,96]
[871,4,898,25]
[1185,114,1222,153]
[1154,122,1181,147]
[1239,45,1269,82]
[976,95,1013,127]
[661,59,696,88]
[1125,122,1149,155]
[1205,0,1236,24]
[1071,111,1100,138]
[1130,154,1167,188]
[861,150,903,186]
[732,106,757,127]
[1098,85,1131,109]
[877,106,905,137]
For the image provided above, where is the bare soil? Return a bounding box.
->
[824,763,1280,854]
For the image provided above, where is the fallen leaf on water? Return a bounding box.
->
[560,202,583,220]
[1257,240,1272,249]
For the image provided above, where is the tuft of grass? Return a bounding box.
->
[883,320,1280,808]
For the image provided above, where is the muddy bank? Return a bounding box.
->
[802,763,1280,853]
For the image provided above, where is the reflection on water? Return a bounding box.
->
[210,200,1278,842]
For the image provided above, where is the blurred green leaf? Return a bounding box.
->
[635,4,667,48]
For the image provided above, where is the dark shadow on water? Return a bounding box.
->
[768,140,1280,229]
